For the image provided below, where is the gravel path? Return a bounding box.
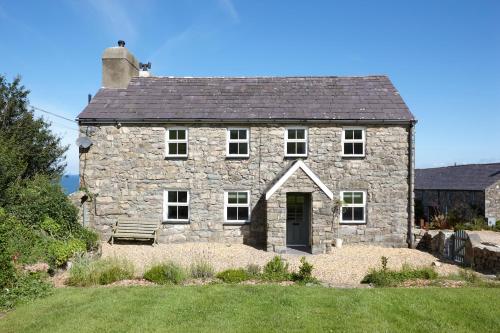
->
[101,242,460,286]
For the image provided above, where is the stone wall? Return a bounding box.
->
[465,234,500,274]
[485,180,500,222]
[79,123,411,248]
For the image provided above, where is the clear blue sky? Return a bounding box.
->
[1,0,499,174]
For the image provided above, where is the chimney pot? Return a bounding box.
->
[118,40,125,47]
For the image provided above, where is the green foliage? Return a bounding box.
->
[0,215,16,288]
[246,264,261,276]
[381,256,388,271]
[143,262,187,285]
[362,264,438,287]
[67,256,134,286]
[0,209,50,265]
[47,239,86,267]
[458,269,479,283]
[0,272,52,310]
[0,75,67,203]
[190,259,215,278]
[291,257,317,284]
[262,256,290,281]
[40,216,61,236]
[216,269,250,283]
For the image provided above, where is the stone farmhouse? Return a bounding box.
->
[77,41,416,254]
[415,163,500,224]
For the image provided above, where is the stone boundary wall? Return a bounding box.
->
[465,234,500,274]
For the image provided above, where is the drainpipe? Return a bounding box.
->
[408,121,416,248]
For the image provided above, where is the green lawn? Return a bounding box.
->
[1,286,499,333]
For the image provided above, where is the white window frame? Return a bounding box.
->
[284,126,308,157]
[165,127,188,158]
[163,190,190,222]
[340,191,366,224]
[226,128,250,157]
[341,127,366,157]
[224,190,251,223]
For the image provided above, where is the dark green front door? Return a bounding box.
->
[286,193,310,246]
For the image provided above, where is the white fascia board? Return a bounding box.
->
[265,160,334,200]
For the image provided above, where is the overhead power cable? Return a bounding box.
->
[29,105,77,123]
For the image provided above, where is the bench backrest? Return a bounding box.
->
[116,221,159,233]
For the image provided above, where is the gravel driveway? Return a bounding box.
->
[101,242,460,286]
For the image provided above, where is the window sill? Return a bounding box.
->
[223,221,251,226]
[339,221,366,225]
[162,220,190,225]
[284,155,308,159]
[341,155,366,159]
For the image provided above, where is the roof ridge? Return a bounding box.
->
[417,162,500,170]
[131,75,390,79]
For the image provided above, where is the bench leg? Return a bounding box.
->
[111,235,114,245]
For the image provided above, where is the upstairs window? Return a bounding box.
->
[340,191,366,224]
[342,128,365,157]
[224,191,250,223]
[166,128,188,157]
[164,190,189,222]
[285,128,307,157]
[227,128,249,157]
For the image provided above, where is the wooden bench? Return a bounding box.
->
[111,220,159,245]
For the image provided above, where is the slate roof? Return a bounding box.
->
[415,163,500,191]
[78,76,414,122]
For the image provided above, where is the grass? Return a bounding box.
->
[66,257,134,286]
[1,286,499,333]
[362,264,438,287]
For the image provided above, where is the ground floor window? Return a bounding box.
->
[164,190,189,222]
[340,191,366,223]
[224,191,250,223]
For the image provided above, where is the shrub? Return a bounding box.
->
[246,264,261,277]
[40,216,61,237]
[291,257,317,284]
[262,256,290,281]
[48,238,86,267]
[0,272,52,310]
[190,259,215,279]
[459,269,479,283]
[67,257,134,286]
[143,262,186,285]
[216,269,250,283]
[381,256,389,271]
[362,264,438,287]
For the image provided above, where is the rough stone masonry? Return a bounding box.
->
[79,123,412,252]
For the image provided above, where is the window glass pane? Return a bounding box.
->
[178,191,188,203]
[168,191,177,203]
[287,142,296,155]
[238,192,248,204]
[239,143,248,155]
[353,192,363,204]
[343,192,353,204]
[169,143,178,155]
[169,130,177,140]
[354,143,363,155]
[239,130,247,139]
[344,143,353,155]
[345,130,354,140]
[296,142,306,155]
[229,143,238,154]
[296,129,305,139]
[178,206,189,220]
[227,207,238,220]
[177,130,186,140]
[229,130,238,140]
[296,195,304,204]
[342,207,353,221]
[228,192,238,204]
[287,129,296,139]
[177,143,187,155]
[353,207,364,221]
[238,207,249,221]
[168,206,178,219]
[353,130,362,140]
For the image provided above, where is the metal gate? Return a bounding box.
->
[451,230,467,263]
